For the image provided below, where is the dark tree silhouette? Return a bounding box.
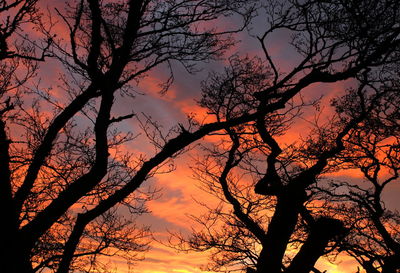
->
[315,78,400,273]
[175,79,396,273]
[0,0,257,272]
[168,0,400,271]
[0,0,52,271]
[1,0,400,272]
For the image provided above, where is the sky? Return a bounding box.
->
[107,54,364,273]
[10,1,400,272]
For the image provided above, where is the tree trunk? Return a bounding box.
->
[0,235,34,273]
[285,217,346,273]
[382,255,400,273]
[256,191,305,273]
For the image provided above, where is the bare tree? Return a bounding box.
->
[1,0,257,272]
[0,0,53,271]
[2,0,400,272]
[168,0,400,270]
[175,84,373,273]
[315,77,400,273]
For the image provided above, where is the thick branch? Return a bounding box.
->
[254,116,283,195]
[14,84,99,216]
[285,217,347,273]
[218,132,266,242]
[21,90,113,248]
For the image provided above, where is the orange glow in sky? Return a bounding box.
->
[7,1,400,272]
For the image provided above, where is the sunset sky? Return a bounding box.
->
[6,1,400,272]
[123,29,400,273]
[104,37,372,273]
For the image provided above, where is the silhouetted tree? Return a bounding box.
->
[315,77,400,273]
[175,85,373,272]
[0,0,52,271]
[169,0,400,271]
[175,67,400,273]
[1,0,400,273]
[0,0,257,272]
